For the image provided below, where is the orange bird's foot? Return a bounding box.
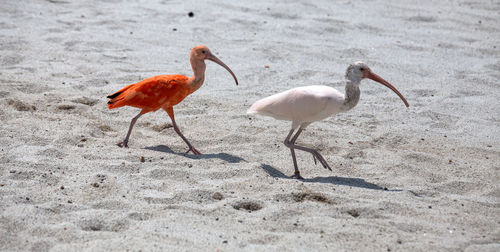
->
[117,141,129,148]
[186,146,202,155]
[290,171,304,180]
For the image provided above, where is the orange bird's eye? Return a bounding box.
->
[201,50,206,54]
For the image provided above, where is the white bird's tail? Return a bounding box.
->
[246,108,259,115]
[247,99,268,115]
[246,97,279,118]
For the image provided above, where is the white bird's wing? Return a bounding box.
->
[248,85,345,125]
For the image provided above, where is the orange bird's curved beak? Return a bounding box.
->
[365,71,409,107]
[206,53,239,85]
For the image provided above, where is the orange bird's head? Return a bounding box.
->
[191,45,238,85]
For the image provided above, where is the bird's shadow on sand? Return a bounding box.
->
[261,164,405,192]
[144,145,246,163]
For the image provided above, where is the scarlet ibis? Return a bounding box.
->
[107,45,238,154]
[248,62,409,179]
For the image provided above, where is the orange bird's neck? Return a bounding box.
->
[188,57,206,92]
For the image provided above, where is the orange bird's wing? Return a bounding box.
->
[107,75,191,111]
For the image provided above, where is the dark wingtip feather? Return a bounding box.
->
[107,91,122,99]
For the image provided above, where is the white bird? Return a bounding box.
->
[248,62,409,179]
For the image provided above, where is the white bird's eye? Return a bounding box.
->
[359,67,365,71]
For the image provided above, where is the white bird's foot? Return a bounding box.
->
[311,150,332,171]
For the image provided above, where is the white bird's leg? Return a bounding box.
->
[284,127,332,172]
[289,126,318,165]
[118,112,143,148]
[164,107,202,155]
[284,129,303,179]
[290,128,317,165]
[293,144,332,171]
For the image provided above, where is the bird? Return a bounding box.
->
[247,62,409,179]
[107,45,238,155]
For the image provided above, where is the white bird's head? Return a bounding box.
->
[345,61,370,83]
[346,61,409,107]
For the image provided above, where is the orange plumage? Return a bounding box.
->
[107,75,191,112]
[107,45,238,154]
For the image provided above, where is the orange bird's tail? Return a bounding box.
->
[107,84,135,109]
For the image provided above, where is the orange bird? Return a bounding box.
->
[107,45,238,154]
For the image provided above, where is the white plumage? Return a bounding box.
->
[248,85,346,129]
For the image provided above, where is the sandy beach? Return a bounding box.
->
[1,0,499,251]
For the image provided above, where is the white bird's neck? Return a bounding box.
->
[189,58,206,92]
[343,79,361,111]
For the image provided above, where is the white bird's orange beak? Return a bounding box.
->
[206,53,239,85]
[364,71,409,107]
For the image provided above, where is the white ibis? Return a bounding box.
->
[247,62,409,179]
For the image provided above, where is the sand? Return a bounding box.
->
[1,0,499,251]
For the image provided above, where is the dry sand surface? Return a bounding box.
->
[1,0,499,251]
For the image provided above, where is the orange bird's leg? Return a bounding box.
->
[164,106,202,155]
[118,110,146,148]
